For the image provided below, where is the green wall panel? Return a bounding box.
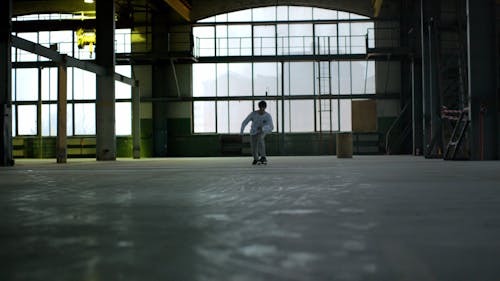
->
[167,118,191,136]
[13,122,387,158]
[167,135,220,157]
[117,137,133,157]
[28,138,56,158]
[282,133,336,156]
[141,118,154,157]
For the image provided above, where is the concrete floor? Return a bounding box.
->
[1,156,500,281]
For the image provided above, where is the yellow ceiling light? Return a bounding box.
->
[72,11,96,20]
[84,0,94,3]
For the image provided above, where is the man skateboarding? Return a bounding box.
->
[240,100,274,165]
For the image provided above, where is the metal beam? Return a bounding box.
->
[12,35,106,75]
[13,19,97,33]
[12,35,137,87]
[197,54,372,63]
[12,19,134,33]
[114,72,137,87]
[142,93,400,103]
[163,0,191,22]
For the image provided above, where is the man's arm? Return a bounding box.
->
[240,112,253,134]
[264,113,274,132]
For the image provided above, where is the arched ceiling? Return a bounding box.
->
[13,0,95,16]
[11,0,399,22]
[12,0,148,17]
[191,0,377,20]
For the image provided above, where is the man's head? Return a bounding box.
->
[258,100,267,114]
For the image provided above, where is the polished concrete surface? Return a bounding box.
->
[1,156,499,281]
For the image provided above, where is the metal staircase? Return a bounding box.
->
[385,102,412,154]
[435,0,470,160]
[443,108,469,159]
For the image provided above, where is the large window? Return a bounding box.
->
[11,14,132,137]
[286,62,314,95]
[192,6,375,134]
[195,7,373,57]
[17,105,37,135]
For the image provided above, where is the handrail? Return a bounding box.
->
[194,34,368,57]
[385,102,410,154]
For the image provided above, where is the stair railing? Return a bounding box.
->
[385,102,410,154]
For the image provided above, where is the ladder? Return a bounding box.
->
[316,59,336,154]
[317,60,333,132]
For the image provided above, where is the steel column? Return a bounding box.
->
[96,0,116,160]
[0,0,13,166]
[132,86,141,159]
[420,0,441,157]
[412,58,423,155]
[281,62,285,155]
[428,16,443,156]
[56,63,67,163]
[467,0,498,160]
[420,0,431,156]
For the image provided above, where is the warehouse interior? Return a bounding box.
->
[1,0,498,162]
[1,0,500,280]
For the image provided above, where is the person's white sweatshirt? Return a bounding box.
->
[240,111,274,135]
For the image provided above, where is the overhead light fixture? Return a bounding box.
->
[76,28,96,57]
[84,0,94,4]
[73,11,96,20]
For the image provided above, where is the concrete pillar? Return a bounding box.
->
[56,64,67,163]
[152,63,168,156]
[152,14,169,156]
[132,85,141,159]
[96,0,116,160]
[467,0,498,160]
[0,0,13,166]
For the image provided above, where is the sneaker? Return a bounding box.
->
[259,157,267,164]
[252,160,258,165]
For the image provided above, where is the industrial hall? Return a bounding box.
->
[1,0,499,280]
